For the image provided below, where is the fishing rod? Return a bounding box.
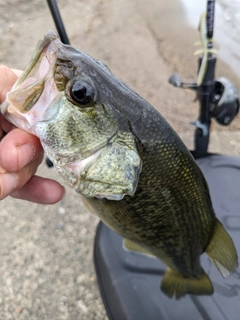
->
[194,0,216,158]
[46,0,70,45]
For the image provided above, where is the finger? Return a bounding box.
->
[11,175,66,204]
[0,114,16,136]
[0,154,43,200]
[0,128,43,172]
[0,65,18,103]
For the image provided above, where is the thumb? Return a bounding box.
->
[0,65,18,103]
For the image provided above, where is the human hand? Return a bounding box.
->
[0,65,65,203]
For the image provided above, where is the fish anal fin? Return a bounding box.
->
[205,218,238,277]
[161,268,213,299]
[123,239,155,257]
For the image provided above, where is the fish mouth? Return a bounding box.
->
[1,31,62,132]
[7,31,60,113]
[15,31,59,90]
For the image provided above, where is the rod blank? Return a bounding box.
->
[46,0,70,45]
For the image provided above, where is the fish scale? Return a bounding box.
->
[86,127,213,269]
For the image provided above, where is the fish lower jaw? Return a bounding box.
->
[2,36,60,128]
[2,79,61,134]
[67,150,102,175]
[1,101,33,134]
[52,149,103,189]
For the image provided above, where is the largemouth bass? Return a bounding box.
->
[1,31,238,298]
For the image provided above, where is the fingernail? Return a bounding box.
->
[61,187,66,200]
[0,173,18,199]
[17,144,36,169]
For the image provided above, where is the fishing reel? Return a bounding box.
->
[211,77,239,125]
[169,69,239,159]
[169,74,239,126]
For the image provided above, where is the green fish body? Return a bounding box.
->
[1,31,237,298]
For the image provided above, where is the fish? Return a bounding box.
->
[1,31,238,298]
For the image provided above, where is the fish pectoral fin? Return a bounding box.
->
[81,196,97,215]
[161,268,213,299]
[205,218,238,278]
[123,239,155,257]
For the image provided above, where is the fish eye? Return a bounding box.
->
[70,81,95,106]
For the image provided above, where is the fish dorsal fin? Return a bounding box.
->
[205,218,238,278]
[123,239,155,257]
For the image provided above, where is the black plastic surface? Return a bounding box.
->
[94,154,240,320]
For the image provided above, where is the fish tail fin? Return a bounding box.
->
[205,218,238,277]
[161,268,213,299]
